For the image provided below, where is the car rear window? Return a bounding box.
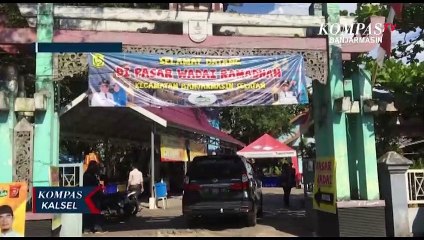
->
[188,158,245,180]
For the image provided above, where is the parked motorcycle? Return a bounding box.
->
[100,190,139,221]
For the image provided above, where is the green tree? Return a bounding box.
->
[368,60,424,118]
[0,3,28,27]
[349,4,424,157]
[219,105,305,144]
[344,58,424,157]
[339,10,348,16]
[367,59,424,156]
[355,3,424,63]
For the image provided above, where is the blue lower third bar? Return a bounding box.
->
[33,42,122,53]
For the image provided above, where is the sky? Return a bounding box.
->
[228,3,424,63]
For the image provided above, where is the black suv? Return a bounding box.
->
[182,155,263,227]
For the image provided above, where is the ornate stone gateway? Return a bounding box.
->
[0,2,388,237]
[13,118,34,203]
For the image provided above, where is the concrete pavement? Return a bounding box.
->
[84,187,312,237]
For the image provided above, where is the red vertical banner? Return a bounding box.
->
[291,156,301,186]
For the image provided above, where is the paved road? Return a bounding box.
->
[84,188,313,237]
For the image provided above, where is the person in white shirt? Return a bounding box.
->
[90,79,115,107]
[273,80,299,105]
[128,164,144,208]
[0,205,23,237]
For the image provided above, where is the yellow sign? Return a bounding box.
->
[52,214,61,231]
[160,135,188,162]
[313,157,337,214]
[0,182,27,237]
[92,53,105,68]
[189,140,206,161]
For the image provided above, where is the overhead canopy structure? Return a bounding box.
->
[60,93,244,147]
[145,106,245,147]
[237,133,296,158]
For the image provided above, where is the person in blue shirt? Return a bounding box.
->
[111,82,127,107]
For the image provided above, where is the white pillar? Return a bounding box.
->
[149,124,157,209]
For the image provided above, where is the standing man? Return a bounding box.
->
[0,205,23,237]
[281,162,296,207]
[127,164,144,208]
[90,79,115,107]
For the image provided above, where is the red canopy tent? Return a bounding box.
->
[237,133,300,185]
[237,133,296,158]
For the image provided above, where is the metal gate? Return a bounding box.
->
[57,163,84,237]
[58,163,83,187]
[302,158,315,196]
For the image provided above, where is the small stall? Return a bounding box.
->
[237,133,299,187]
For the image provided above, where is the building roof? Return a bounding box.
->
[289,110,309,125]
[145,106,245,147]
[60,93,244,147]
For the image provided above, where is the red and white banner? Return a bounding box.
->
[376,3,403,66]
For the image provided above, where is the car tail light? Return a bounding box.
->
[242,173,248,183]
[184,183,201,191]
[230,173,249,190]
[183,177,201,191]
[229,182,248,190]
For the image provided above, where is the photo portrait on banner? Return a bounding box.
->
[87,53,309,108]
[0,182,27,237]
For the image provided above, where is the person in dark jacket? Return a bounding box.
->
[281,162,296,207]
[83,161,104,233]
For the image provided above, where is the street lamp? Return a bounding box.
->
[396,116,401,125]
